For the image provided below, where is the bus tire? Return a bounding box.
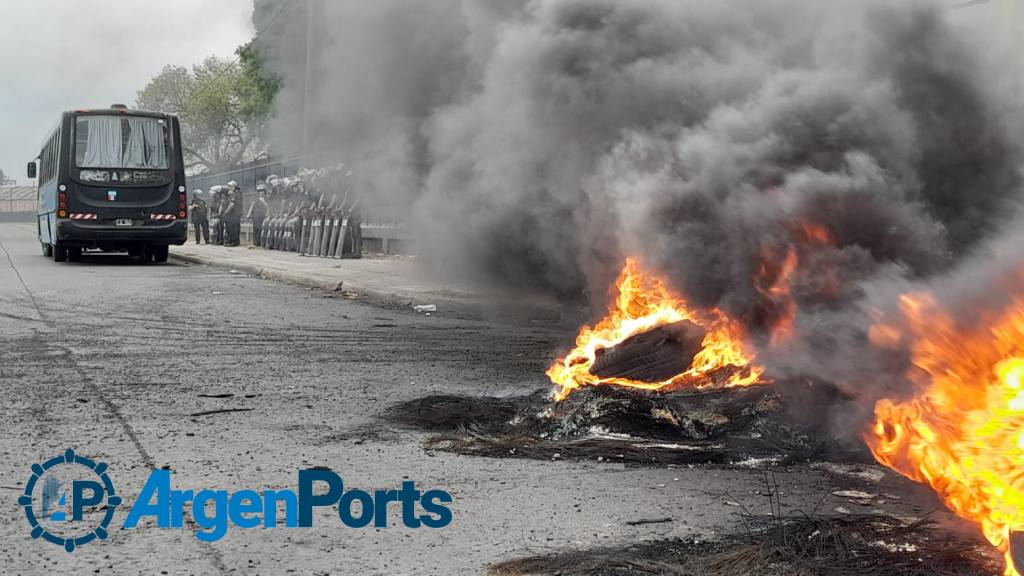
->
[152,245,169,263]
[52,243,67,262]
[41,242,52,257]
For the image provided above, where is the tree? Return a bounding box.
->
[237,41,281,136]
[136,50,278,173]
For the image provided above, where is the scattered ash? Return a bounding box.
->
[489,515,1000,576]
[383,381,870,466]
[313,423,403,446]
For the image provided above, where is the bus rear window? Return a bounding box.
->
[75,115,169,170]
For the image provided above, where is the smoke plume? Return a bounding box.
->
[257,0,1024,402]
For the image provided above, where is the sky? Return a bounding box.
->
[0,0,254,184]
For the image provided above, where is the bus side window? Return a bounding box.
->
[41,139,49,184]
[50,133,57,182]
[51,133,58,182]
[46,136,54,184]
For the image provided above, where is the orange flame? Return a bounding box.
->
[799,221,835,245]
[754,221,839,346]
[756,247,799,345]
[867,293,1024,575]
[547,259,765,401]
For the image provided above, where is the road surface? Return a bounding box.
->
[0,222,930,575]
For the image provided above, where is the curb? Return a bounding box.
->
[170,250,566,325]
[171,252,443,312]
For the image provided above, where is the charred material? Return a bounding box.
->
[489,515,1000,576]
[589,320,705,383]
[383,381,869,466]
[1011,532,1024,576]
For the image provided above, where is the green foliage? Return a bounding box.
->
[237,41,281,126]
[136,49,279,172]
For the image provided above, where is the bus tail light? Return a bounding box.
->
[57,210,68,219]
[178,211,187,219]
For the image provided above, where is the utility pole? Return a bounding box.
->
[303,0,317,150]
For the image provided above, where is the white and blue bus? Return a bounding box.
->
[28,105,188,263]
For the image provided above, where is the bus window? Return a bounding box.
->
[41,138,50,184]
[75,115,169,170]
[49,134,57,183]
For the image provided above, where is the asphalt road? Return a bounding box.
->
[0,221,937,575]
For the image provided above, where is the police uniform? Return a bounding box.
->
[189,191,210,244]
[209,186,225,246]
[224,182,244,247]
[247,185,269,247]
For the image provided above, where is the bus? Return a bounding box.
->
[27,105,188,263]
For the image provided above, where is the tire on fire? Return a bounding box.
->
[590,321,705,383]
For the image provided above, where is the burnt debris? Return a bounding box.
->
[384,381,869,466]
[488,515,1001,576]
[590,320,705,383]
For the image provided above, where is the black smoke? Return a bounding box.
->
[256,0,1024,394]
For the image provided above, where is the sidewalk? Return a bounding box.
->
[171,243,564,324]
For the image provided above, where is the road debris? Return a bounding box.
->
[189,408,254,418]
[489,515,1000,576]
[832,490,877,500]
[625,517,672,526]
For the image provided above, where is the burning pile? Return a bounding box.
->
[547,259,766,401]
[546,256,1024,573]
[867,292,1024,576]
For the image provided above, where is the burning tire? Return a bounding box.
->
[590,321,705,383]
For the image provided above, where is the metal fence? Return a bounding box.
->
[185,156,308,197]
[186,156,405,227]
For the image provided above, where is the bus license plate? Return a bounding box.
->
[115,219,133,227]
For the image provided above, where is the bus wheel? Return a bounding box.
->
[135,245,152,264]
[41,242,52,258]
[52,243,67,262]
[153,245,169,263]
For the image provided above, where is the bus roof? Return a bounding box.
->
[67,108,173,119]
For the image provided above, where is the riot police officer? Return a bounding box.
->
[209,186,225,246]
[247,183,269,247]
[223,181,244,247]
[189,190,210,244]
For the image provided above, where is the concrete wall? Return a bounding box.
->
[0,186,35,213]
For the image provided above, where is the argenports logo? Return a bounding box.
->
[19,449,122,552]
[22,450,453,551]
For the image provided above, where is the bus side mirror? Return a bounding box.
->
[27,162,36,180]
